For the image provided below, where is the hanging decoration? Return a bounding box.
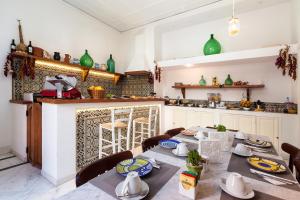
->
[228,0,240,36]
[154,61,161,83]
[275,45,297,80]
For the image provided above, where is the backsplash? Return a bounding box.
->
[11,58,153,100]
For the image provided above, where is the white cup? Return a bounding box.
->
[121,171,142,195]
[226,173,247,196]
[195,131,206,140]
[235,132,245,139]
[235,143,250,155]
[175,143,189,155]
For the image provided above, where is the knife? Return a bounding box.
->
[250,168,298,184]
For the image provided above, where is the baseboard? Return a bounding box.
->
[41,170,76,186]
[0,146,11,155]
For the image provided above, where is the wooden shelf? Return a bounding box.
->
[158,44,298,68]
[10,52,123,84]
[172,84,265,99]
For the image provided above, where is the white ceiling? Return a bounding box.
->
[63,0,289,32]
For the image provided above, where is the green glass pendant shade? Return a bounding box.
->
[107,54,115,73]
[199,75,207,86]
[203,34,221,55]
[80,50,94,68]
[225,74,233,85]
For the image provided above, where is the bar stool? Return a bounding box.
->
[132,106,159,148]
[99,108,133,158]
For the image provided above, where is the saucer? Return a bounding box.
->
[172,149,188,157]
[115,180,149,200]
[232,149,253,157]
[193,135,208,140]
[220,178,255,199]
[235,133,246,140]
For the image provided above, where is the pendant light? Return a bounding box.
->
[228,0,240,36]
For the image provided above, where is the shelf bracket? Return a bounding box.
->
[181,88,186,99]
[246,88,250,100]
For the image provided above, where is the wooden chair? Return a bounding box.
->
[281,143,300,172]
[76,150,133,187]
[165,127,185,137]
[142,134,170,152]
[293,156,300,183]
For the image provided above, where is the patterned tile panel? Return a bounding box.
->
[76,105,160,171]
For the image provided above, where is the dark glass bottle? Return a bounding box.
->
[10,39,16,53]
[107,54,115,73]
[27,41,33,55]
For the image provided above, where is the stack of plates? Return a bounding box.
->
[245,138,272,148]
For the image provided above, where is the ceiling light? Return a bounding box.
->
[228,0,240,36]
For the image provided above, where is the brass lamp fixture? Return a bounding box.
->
[228,0,240,36]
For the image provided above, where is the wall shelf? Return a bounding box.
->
[158,44,298,68]
[10,52,123,84]
[172,84,265,100]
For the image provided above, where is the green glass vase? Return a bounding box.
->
[225,74,233,85]
[203,34,221,55]
[80,50,94,68]
[107,54,115,73]
[199,75,207,86]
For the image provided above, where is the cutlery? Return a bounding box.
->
[117,190,148,198]
[250,169,298,184]
[262,176,291,185]
[148,158,160,169]
[243,144,270,153]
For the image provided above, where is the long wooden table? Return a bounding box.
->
[58,130,300,200]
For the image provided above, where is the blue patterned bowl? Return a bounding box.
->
[159,139,180,149]
[116,158,153,177]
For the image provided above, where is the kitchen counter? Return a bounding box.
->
[37,97,164,104]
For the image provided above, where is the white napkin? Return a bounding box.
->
[263,176,287,185]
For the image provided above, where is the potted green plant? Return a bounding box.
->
[216,124,226,132]
[186,150,205,179]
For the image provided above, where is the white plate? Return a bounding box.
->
[220,178,255,199]
[115,180,149,200]
[193,135,208,141]
[232,149,253,157]
[235,135,246,140]
[172,149,188,157]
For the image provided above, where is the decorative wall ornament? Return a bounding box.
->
[16,20,27,53]
[154,61,161,82]
[275,45,297,80]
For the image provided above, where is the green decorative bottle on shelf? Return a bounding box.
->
[199,75,207,86]
[203,34,221,56]
[225,74,233,85]
[80,50,94,68]
[107,54,115,73]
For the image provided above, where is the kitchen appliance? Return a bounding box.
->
[207,93,221,108]
[40,75,81,99]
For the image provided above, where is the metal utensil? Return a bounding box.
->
[250,168,298,184]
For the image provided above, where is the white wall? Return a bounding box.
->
[0,0,122,149]
[154,2,296,103]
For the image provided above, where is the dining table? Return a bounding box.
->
[58,127,300,200]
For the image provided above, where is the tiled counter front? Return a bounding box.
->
[76,105,160,170]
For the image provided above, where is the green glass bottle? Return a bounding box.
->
[80,50,94,68]
[203,34,221,56]
[199,75,207,86]
[107,54,115,73]
[225,74,233,85]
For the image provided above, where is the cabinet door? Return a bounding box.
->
[219,114,237,130]
[186,111,202,128]
[256,116,279,150]
[173,109,187,128]
[199,112,215,127]
[237,115,256,134]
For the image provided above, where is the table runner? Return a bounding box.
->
[90,159,180,199]
[227,153,300,191]
[220,190,284,200]
[149,142,198,160]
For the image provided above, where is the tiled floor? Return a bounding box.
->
[0,147,143,200]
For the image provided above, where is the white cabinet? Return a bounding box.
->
[256,116,279,150]
[173,109,187,128]
[219,114,237,130]
[219,113,256,134]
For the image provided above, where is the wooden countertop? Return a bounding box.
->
[10,100,33,104]
[36,97,165,104]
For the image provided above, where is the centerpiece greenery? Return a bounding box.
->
[186,150,205,179]
[214,124,226,132]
